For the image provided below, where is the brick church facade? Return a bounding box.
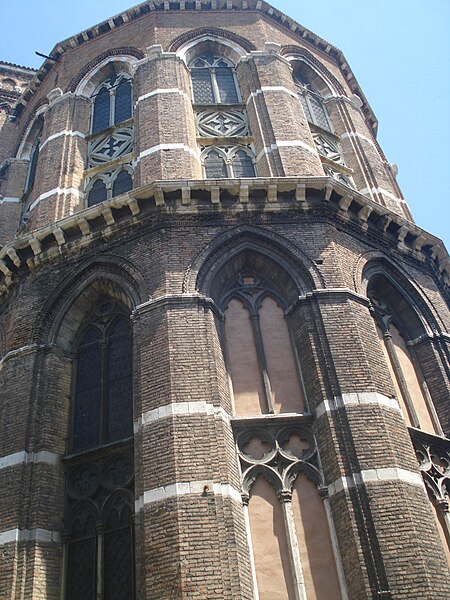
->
[0,2,449,598]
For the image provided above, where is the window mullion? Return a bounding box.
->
[210,68,221,104]
[279,493,308,600]
[100,338,108,444]
[250,310,275,414]
[109,89,115,127]
[383,328,420,427]
[96,524,104,600]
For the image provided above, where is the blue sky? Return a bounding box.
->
[1,0,449,248]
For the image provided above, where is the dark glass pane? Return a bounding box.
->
[298,93,312,123]
[66,537,96,600]
[215,68,239,103]
[92,87,110,133]
[114,79,132,125]
[232,150,255,178]
[106,322,133,442]
[191,69,214,103]
[112,170,132,197]
[87,179,107,207]
[72,341,102,451]
[204,150,228,179]
[309,94,330,131]
[104,526,134,600]
[26,140,40,191]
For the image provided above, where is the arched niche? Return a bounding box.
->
[74,55,139,99]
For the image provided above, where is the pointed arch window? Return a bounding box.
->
[190,52,239,104]
[71,308,133,452]
[91,73,132,134]
[86,167,133,207]
[294,72,331,132]
[202,146,256,179]
[64,301,135,599]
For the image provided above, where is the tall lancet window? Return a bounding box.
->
[64,300,135,600]
[86,70,134,207]
[219,268,305,416]
[368,275,440,435]
[293,66,354,187]
[189,47,257,179]
[213,253,344,599]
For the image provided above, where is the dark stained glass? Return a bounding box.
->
[232,150,256,178]
[309,94,331,131]
[66,538,96,600]
[104,500,133,600]
[92,86,111,133]
[204,150,228,179]
[216,68,239,103]
[26,139,40,191]
[114,78,132,125]
[107,320,133,443]
[191,69,214,104]
[72,331,101,452]
[298,92,312,123]
[87,179,107,207]
[112,170,132,198]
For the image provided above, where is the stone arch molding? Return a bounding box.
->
[280,45,346,98]
[169,27,256,64]
[186,225,323,298]
[34,255,148,349]
[170,28,254,66]
[355,250,446,335]
[70,48,144,98]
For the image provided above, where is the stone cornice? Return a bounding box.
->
[11,1,376,131]
[0,176,448,297]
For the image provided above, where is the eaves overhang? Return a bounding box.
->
[11,0,377,132]
[0,177,447,298]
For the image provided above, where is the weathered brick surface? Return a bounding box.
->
[0,4,449,600]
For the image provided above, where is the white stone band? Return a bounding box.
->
[135,480,242,512]
[135,143,200,164]
[328,467,424,497]
[0,528,61,545]
[40,130,85,151]
[0,196,20,204]
[315,392,401,419]
[134,401,230,433]
[29,187,84,212]
[0,450,59,471]
[247,86,299,103]
[135,87,190,106]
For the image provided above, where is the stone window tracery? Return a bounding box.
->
[64,300,135,600]
[86,166,133,207]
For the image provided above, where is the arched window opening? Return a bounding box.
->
[368,275,440,435]
[293,72,331,133]
[202,146,256,179]
[91,73,132,134]
[64,300,134,599]
[189,45,256,178]
[87,72,134,205]
[24,120,44,193]
[87,179,107,208]
[190,52,239,104]
[235,426,343,600]
[112,169,132,198]
[86,167,133,207]
[213,260,304,417]
[71,309,133,452]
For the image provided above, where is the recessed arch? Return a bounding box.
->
[358,252,444,335]
[33,256,148,349]
[280,46,346,97]
[189,226,321,299]
[70,49,143,98]
[169,27,256,60]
